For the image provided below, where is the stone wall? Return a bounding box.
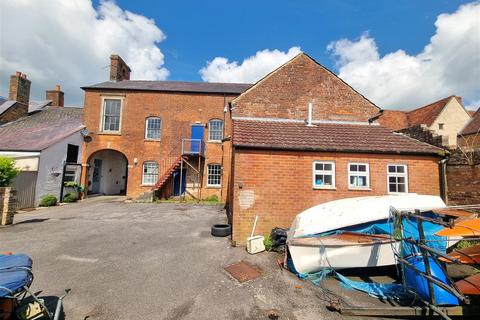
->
[0,187,17,225]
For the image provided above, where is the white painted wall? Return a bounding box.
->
[87,149,127,195]
[0,151,39,171]
[429,98,471,147]
[35,131,84,205]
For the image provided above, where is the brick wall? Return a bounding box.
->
[398,124,449,149]
[81,89,236,201]
[231,149,441,244]
[0,187,17,225]
[232,53,380,122]
[446,150,480,205]
[0,102,28,125]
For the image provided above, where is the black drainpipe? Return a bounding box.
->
[439,156,449,203]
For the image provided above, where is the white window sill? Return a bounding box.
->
[313,186,336,190]
[207,185,222,189]
[144,139,161,142]
[98,131,122,136]
[207,140,222,144]
[348,187,372,191]
[141,184,155,187]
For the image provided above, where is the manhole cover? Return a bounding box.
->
[224,261,261,283]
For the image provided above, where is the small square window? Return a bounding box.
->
[348,162,370,189]
[438,123,444,130]
[313,161,335,188]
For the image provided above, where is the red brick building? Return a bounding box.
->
[81,53,446,245]
[81,55,250,201]
[228,53,446,244]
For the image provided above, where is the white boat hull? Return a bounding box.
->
[289,194,446,239]
[288,234,400,273]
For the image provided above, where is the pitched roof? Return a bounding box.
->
[82,80,252,95]
[0,100,17,116]
[28,100,52,113]
[460,107,480,136]
[377,110,409,131]
[233,119,444,156]
[406,96,457,127]
[0,107,84,151]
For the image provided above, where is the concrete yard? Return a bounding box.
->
[0,197,392,320]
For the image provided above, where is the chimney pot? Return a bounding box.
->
[15,71,21,77]
[55,84,61,91]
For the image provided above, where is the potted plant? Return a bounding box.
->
[0,156,19,225]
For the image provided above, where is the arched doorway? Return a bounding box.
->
[87,149,128,195]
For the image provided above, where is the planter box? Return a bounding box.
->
[0,187,17,225]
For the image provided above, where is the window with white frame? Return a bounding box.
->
[145,117,162,140]
[142,162,158,185]
[208,119,224,141]
[313,161,335,188]
[102,99,122,132]
[348,163,370,188]
[207,164,222,187]
[387,164,408,193]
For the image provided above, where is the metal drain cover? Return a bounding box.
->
[224,261,261,283]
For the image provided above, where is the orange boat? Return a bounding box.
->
[446,244,480,264]
[436,218,480,237]
[456,273,480,295]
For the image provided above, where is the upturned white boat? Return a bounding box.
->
[288,232,400,273]
[288,194,446,239]
[287,194,447,273]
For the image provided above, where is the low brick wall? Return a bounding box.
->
[446,150,480,206]
[0,187,17,225]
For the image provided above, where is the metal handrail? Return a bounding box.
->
[181,138,205,156]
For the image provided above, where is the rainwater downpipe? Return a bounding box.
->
[439,156,449,202]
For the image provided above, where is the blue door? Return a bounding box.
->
[173,169,187,196]
[190,124,204,153]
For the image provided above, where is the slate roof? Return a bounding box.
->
[28,100,52,113]
[0,107,84,151]
[233,119,444,156]
[460,107,480,136]
[82,80,252,94]
[0,100,17,116]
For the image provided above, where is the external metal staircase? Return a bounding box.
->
[152,139,205,199]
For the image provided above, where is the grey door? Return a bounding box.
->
[92,159,102,194]
[12,171,37,209]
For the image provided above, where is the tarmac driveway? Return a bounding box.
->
[0,197,378,320]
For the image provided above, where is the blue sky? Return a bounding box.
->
[100,0,468,81]
[1,0,479,108]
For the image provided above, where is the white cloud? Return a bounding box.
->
[328,2,480,110]
[200,47,302,83]
[0,0,168,105]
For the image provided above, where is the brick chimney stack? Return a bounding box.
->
[110,54,131,81]
[46,84,64,107]
[455,96,463,106]
[9,71,31,106]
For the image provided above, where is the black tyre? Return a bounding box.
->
[211,224,231,237]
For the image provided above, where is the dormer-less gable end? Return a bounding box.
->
[231,52,380,122]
